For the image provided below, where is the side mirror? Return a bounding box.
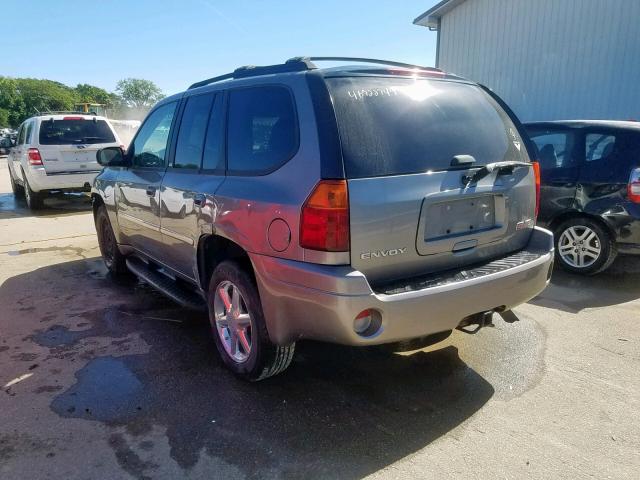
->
[97,146,129,167]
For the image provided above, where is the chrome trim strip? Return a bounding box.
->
[160,226,194,245]
[119,212,160,232]
[45,170,102,176]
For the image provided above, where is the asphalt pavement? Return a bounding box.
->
[0,157,638,479]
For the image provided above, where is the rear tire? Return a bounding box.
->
[554,217,617,275]
[208,260,295,381]
[9,166,24,197]
[23,174,43,210]
[95,205,128,275]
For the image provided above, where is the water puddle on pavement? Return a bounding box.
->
[51,356,146,422]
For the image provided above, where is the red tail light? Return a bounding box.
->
[28,148,43,166]
[300,180,350,252]
[532,161,541,219]
[63,116,84,120]
[628,167,640,203]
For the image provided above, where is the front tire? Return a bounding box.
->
[95,205,128,275]
[208,261,295,381]
[554,217,617,275]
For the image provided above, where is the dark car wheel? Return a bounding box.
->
[23,174,44,210]
[95,205,128,275]
[208,260,295,381]
[554,217,617,275]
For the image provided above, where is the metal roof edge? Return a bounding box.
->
[413,0,469,28]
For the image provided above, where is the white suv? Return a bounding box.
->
[8,113,121,209]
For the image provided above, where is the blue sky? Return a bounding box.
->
[3,0,439,96]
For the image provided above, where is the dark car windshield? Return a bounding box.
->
[39,119,116,145]
[326,76,528,178]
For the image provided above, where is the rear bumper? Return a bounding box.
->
[25,167,100,192]
[252,227,554,346]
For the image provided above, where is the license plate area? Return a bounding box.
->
[62,151,94,163]
[424,196,496,241]
[416,193,508,256]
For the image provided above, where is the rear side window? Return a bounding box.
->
[202,94,225,171]
[581,131,637,183]
[227,86,298,174]
[174,93,215,169]
[326,77,528,178]
[25,122,34,144]
[528,130,577,170]
[39,119,116,145]
[17,125,26,145]
[586,134,615,162]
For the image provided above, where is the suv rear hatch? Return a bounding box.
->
[326,75,536,286]
[37,117,117,174]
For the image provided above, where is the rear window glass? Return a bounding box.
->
[326,77,528,178]
[39,119,116,145]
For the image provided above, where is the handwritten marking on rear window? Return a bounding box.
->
[347,87,399,100]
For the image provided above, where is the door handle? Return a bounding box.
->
[146,186,156,197]
[194,194,206,207]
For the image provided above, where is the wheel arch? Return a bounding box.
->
[197,234,254,292]
[91,193,105,219]
[548,211,617,241]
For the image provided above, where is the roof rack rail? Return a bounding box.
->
[187,56,442,91]
[188,57,317,90]
[40,110,96,116]
[297,56,441,72]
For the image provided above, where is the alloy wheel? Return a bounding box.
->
[558,225,601,268]
[213,281,252,363]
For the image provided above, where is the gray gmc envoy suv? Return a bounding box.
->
[93,57,554,380]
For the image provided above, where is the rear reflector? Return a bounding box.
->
[28,148,43,166]
[532,161,541,219]
[300,180,350,252]
[628,167,640,203]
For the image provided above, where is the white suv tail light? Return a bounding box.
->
[628,168,640,203]
[28,148,43,166]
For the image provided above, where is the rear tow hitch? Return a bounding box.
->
[456,309,520,334]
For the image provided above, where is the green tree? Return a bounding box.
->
[0,77,26,127]
[14,78,77,121]
[75,83,113,105]
[115,78,164,109]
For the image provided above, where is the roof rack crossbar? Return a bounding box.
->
[40,110,97,116]
[188,57,317,90]
[301,56,441,72]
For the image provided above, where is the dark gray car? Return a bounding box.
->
[93,57,554,380]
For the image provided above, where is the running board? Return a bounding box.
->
[126,257,206,311]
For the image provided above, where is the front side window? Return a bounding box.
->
[174,93,215,169]
[227,86,298,174]
[528,131,577,170]
[131,102,177,168]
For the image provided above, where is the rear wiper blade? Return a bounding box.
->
[463,161,531,185]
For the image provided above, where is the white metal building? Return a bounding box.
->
[414,0,640,122]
